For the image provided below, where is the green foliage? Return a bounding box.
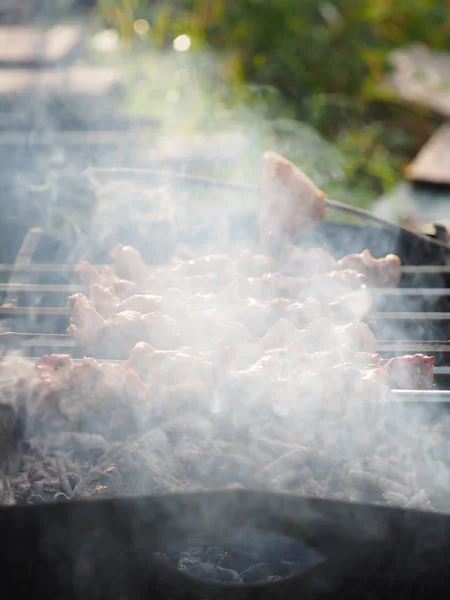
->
[97,0,449,206]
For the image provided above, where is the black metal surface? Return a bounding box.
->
[0,489,450,599]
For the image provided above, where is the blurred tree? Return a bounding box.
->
[97,0,449,205]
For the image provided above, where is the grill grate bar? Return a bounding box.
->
[377,340,450,352]
[1,307,450,320]
[0,283,81,293]
[0,263,446,275]
[0,264,84,273]
[1,355,448,376]
[401,265,450,274]
[0,333,76,348]
[0,333,449,353]
[1,283,450,297]
[369,312,450,321]
[373,288,450,297]
[390,390,450,402]
[0,307,70,316]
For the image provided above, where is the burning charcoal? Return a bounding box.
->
[38,432,109,461]
[407,489,432,510]
[74,428,191,498]
[205,546,227,564]
[179,556,201,567]
[240,563,273,583]
[54,492,70,501]
[28,464,51,484]
[180,546,204,559]
[56,457,73,497]
[298,478,332,499]
[180,561,241,583]
[224,482,246,491]
[201,451,256,488]
[270,467,313,491]
[153,552,171,564]
[382,491,409,508]
[0,476,15,505]
[348,469,411,497]
[363,457,412,488]
[263,447,339,482]
[107,404,145,441]
[67,472,80,489]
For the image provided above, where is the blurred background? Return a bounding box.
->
[0,0,449,262]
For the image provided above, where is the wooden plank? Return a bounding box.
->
[0,26,81,66]
[0,67,122,98]
[384,45,450,118]
[406,123,450,185]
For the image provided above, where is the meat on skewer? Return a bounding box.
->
[260,151,327,254]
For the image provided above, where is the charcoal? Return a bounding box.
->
[179,561,241,583]
[363,456,413,487]
[205,546,227,564]
[179,545,204,559]
[240,563,273,583]
[220,547,261,571]
[270,466,312,490]
[0,476,15,505]
[407,489,432,510]
[264,447,335,482]
[349,469,411,497]
[107,405,146,441]
[178,556,201,567]
[67,472,80,488]
[38,432,110,460]
[153,552,171,564]
[74,429,192,498]
[276,561,305,577]
[54,492,70,501]
[381,491,409,508]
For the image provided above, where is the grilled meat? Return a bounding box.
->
[260,151,327,254]
[385,354,435,390]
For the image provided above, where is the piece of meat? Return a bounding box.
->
[260,151,327,254]
[179,311,251,351]
[280,245,337,277]
[299,319,377,353]
[237,249,277,278]
[110,244,150,284]
[111,279,138,299]
[89,284,120,317]
[78,262,120,288]
[138,276,166,295]
[385,354,435,390]
[237,270,366,302]
[234,298,273,337]
[338,249,401,288]
[259,319,303,352]
[116,294,162,315]
[141,312,180,351]
[172,254,235,281]
[66,294,105,347]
